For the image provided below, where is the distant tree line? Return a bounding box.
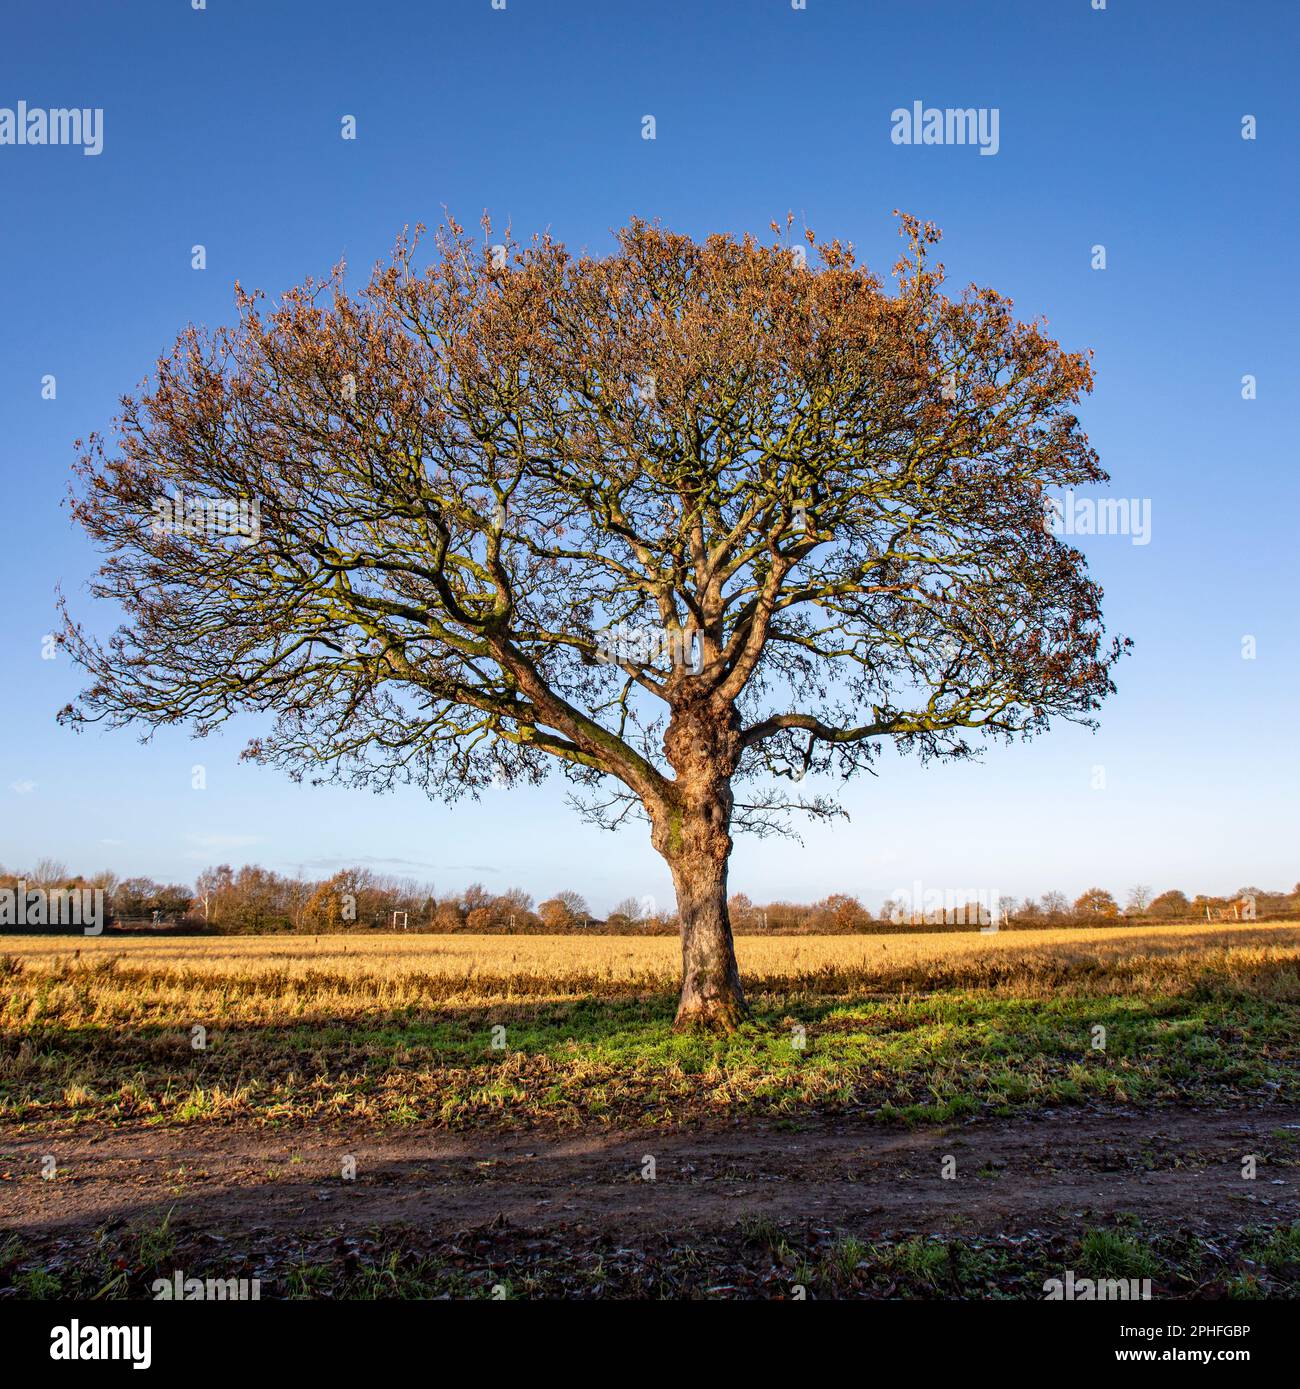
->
[3,861,1298,935]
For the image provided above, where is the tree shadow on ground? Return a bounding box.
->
[3,982,1290,1138]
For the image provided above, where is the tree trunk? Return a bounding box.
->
[668,846,747,1031]
[650,703,748,1033]
[652,792,748,1032]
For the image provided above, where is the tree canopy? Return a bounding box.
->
[61,212,1128,1027]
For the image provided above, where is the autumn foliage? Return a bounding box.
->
[61,213,1127,1027]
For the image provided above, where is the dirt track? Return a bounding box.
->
[5,1104,1298,1244]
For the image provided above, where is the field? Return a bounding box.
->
[3,923,1300,1299]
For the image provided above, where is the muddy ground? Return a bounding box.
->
[3,1102,1298,1298]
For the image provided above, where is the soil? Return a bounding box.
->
[5,1102,1298,1245]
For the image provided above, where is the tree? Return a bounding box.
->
[1040,891,1070,918]
[1149,889,1190,920]
[1191,893,1228,921]
[433,899,464,931]
[727,892,757,930]
[1125,884,1152,914]
[536,889,589,928]
[85,869,119,899]
[59,214,1126,1029]
[462,882,494,914]
[554,890,589,922]
[537,896,578,930]
[216,865,294,932]
[303,873,352,931]
[815,892,870,932]
[1074,887,1119,918]
[29,858,71,887]
[194,864,233,923]
[609,895,647,927]
[111,875,194,921]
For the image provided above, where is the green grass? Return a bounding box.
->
[2,984,1296,1132]
[1249,1223,1300,1276]
[1078,1228,1160,1280]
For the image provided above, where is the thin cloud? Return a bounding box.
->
[290,854,454,873]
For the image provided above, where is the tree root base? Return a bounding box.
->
[671,997,750,1035]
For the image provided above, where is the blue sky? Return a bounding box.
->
[1,0,1297,913]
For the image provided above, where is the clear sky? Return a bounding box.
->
[1,0,1296,914]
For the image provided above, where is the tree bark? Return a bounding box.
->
[667,844,747,1031]
[650,784,748,1032]
[649,703,749,1032]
